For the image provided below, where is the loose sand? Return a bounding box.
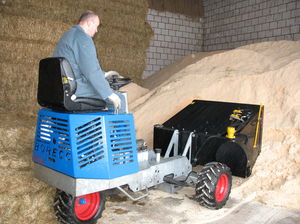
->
[0,40,299,223]
[131,40,300,210]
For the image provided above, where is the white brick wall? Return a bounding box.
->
[142,9,204,79]
[203,0,300,51]
[143,0,300,79]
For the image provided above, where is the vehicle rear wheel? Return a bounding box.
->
[54,190,106,224]
[195,162,232,209]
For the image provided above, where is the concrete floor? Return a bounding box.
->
[206,201,300,224]
[98,186,300,224]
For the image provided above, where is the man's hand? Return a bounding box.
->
[105,71,120,79]
[107,93,121,110]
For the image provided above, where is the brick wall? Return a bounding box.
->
[203,0,300,51]
[142,8,203,79]
[143,0,300,78]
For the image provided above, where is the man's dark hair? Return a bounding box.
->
[78,11,98,23]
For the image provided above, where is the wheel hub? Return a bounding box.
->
[74,192,100,221]
[78,198,87,205]
[215,174,229,202]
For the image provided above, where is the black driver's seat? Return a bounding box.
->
[38,57,106,112]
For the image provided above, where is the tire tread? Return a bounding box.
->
[195,162,232,209]
[53,190,105,224]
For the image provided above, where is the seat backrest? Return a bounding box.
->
[38,57,67,110]
[38,57,106,112]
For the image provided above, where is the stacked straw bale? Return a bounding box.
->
[0,0,152,114]
[0,112,55,224]
[0,1,152,223]
[0,13,69,113]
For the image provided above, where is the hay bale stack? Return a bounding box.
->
[1,0,80,23]
[0,112,55,224]
[0,1,152,223]
[0,14,69,42]
[0,12,71,113]
[0,0,152,114]
[95,0,153,83]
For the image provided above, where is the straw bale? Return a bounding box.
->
[102,55,146,83]
[94,5,152,82]
[2,0,70,9]
[0,1,151,220]
[0,124,34,150]
[96,28,149,47]
[0,14,68,114]
[72,0,106,10]
[1,0,75,23]
[1,0,152,113]
[1,0,149,25]
[0,1,152,222]
[0,190,55,224]
[101,16,149,34]
[0,38,55,64]
[0,62,38,88]
[0,14,70,43]
[0,61,39,113]
[0,143,55,223]
[103,0,148,16]
[0,169,39,194]
[0,111,55,224]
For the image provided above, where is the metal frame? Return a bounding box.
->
[117,186,149,201]
[164,130,179,158]
[33,129,194,197]
[164,129,193,163]
[34,155,191,196]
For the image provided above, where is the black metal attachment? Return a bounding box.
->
[153,100,264,178]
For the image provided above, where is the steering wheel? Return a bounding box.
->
[106,73,132,91]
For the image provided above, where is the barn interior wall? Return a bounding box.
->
[144,0,300,77]
[142,9,203,79]
[203,0,300,51]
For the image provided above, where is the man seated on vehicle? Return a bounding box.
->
[53,11,125,113]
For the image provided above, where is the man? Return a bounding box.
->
[53,11,124,112]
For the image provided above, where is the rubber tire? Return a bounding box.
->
[54,190,106,224]
[195,162,232,209]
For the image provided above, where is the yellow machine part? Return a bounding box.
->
[226,126,236,139]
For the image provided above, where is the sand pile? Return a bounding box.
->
[131,40,300,209]
[142,50,225,90]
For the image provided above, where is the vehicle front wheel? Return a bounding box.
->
[195,162,232,209]
[54,190,106,224]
